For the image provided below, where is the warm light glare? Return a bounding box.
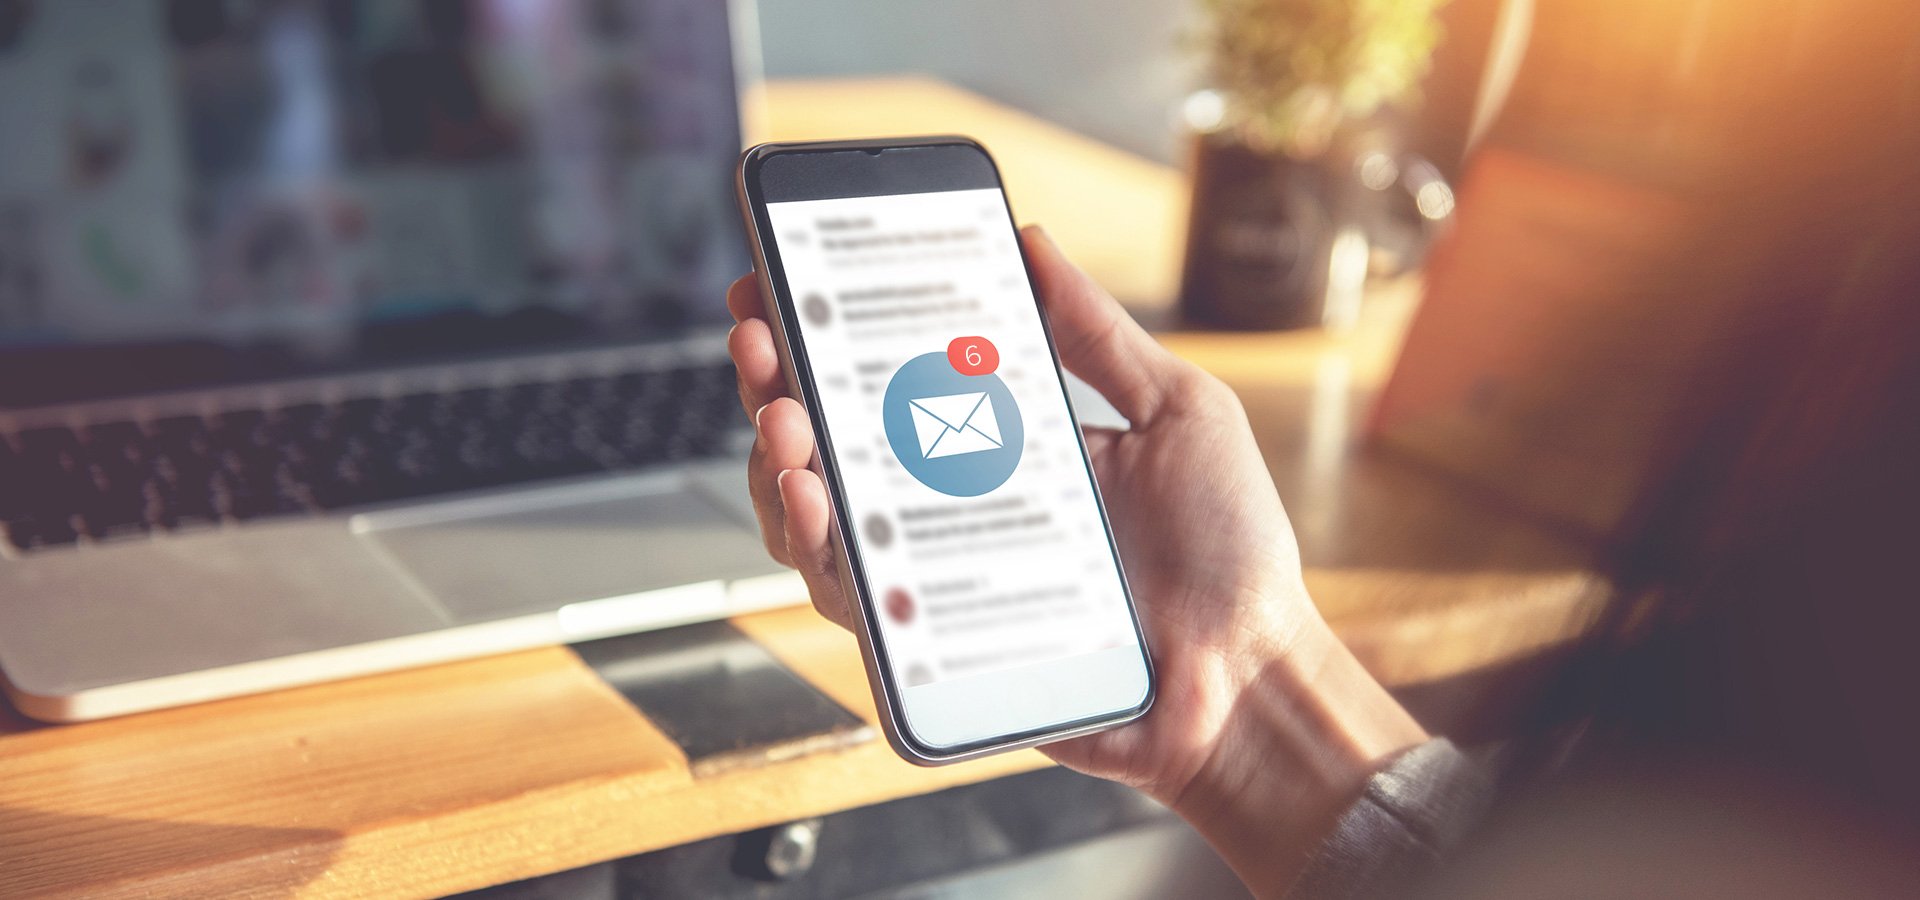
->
[1358,151,1400,191]
[1416,181,1455,220]
[1183,89,1228,132]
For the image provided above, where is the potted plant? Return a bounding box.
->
[1181,0,1447,329]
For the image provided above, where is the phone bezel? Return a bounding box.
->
[735,136,1155,765]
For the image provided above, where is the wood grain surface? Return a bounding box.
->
[0,78,1603,898]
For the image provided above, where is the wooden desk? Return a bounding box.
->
[0,79,1603,898]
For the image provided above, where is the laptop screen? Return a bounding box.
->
[0,0,746,408]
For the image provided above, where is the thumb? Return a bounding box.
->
[1021,225,1183,423]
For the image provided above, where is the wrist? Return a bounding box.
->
[1168,611,1428,894]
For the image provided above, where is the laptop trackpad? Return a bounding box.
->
[355,469,780,623]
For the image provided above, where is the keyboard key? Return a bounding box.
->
[148,417,222,528]
[153,415,215,457]
[272,403,331,449]
[0,438,67,549]
[18,426,85,470]
[149,454,219,528]
[2,519,32,550]
[5,512,79,550]
[17,427,94,526]
[79,422,155,538]
[0,436,25,520]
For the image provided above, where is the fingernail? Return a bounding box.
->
[776,469,792,492]
[752,405,770,451]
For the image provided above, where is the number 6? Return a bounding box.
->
[947,335,998,375]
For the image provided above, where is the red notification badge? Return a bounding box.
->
[947,336,999,376]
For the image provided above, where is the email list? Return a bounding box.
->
[768,188,1140,688]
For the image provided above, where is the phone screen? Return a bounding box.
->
[764,180,1145,743]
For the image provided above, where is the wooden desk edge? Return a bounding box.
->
[0,565,1600,900]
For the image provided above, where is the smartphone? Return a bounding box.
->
[735,136,1155,764]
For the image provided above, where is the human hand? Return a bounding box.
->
[726,226,1424,890]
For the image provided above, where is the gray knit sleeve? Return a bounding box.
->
[1288,738,1496,898]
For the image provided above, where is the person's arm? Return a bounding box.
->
[1158,605,1431,895]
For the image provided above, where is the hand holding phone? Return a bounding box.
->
[731,135,1337,771]
[731,138,1432,890]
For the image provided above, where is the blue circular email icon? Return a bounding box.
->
[882,351,1024,496]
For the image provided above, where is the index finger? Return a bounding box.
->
[1022,226,1182,423]
[727,273,768,323]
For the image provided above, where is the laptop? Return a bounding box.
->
[0,0,796,722]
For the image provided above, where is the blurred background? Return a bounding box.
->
[758,0,1192,164]
[4,0,1919,897]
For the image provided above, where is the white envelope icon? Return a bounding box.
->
[907,392,1004,459]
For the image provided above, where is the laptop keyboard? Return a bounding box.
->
[0,361,742,552]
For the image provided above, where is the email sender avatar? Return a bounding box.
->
[882,352,1025,496]
[909,392,1003,458]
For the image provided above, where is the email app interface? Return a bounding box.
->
[767,188,1140,689]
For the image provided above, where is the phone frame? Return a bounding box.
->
[735,136,1155,765]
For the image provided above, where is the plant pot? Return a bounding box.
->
[1178,133,1347,330]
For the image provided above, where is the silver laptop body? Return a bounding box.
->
[0,0,792,722]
